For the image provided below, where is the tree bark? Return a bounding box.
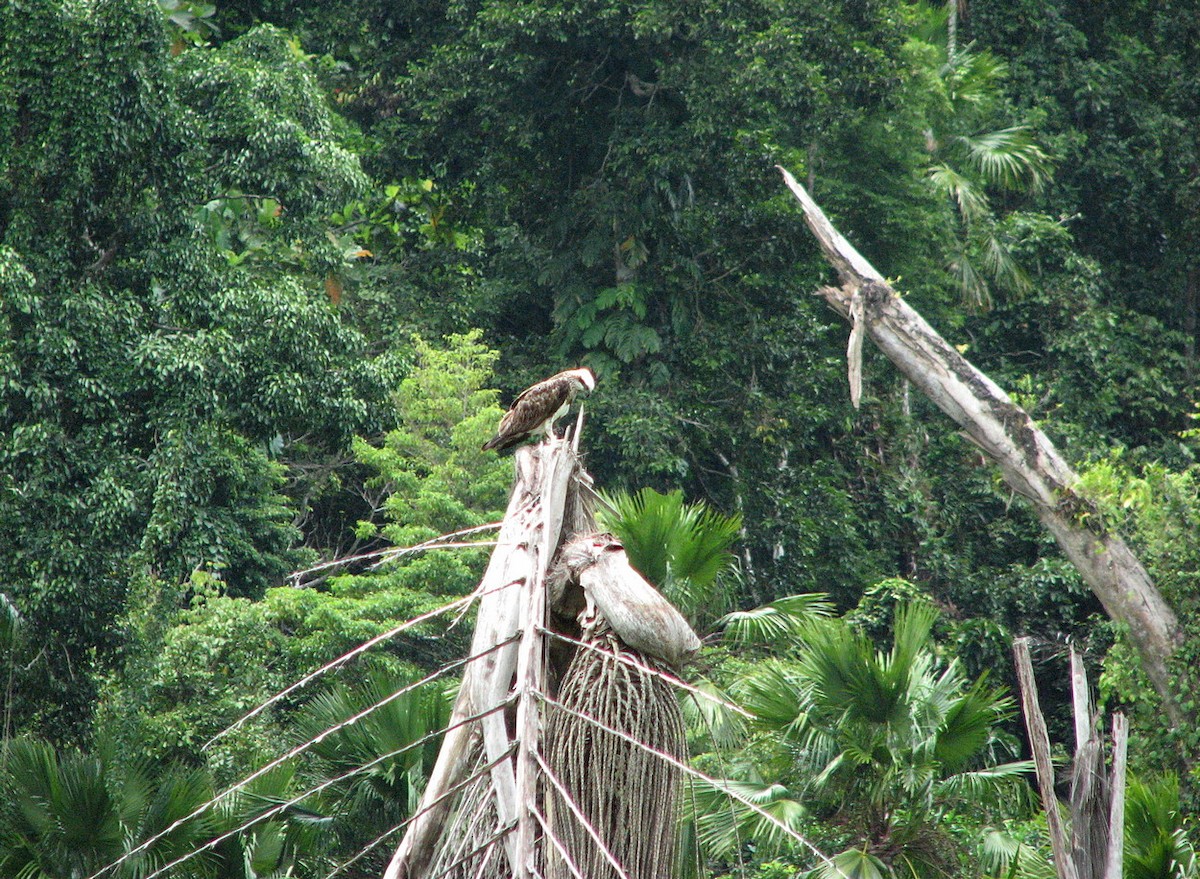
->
[779,166,1183,722]
[1014,640,1127,879]
[384,444,577,879]
[1014,639,1080,879]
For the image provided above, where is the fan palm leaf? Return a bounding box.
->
[681,677,748,750]
[1125,774,1198,879]
[685,775,807,860]
[734,661,808,732]
[291,669,449,817]
[809,848,889,879]
[0,738,221,879]
[927,163,991,224]
[597,487,740,620]
[978,827,1057,879]
[705,599,1034,876]
[719,593,834,646]
[958,127,1052,193]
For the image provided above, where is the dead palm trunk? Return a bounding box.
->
[383,437,700,879]
[778,166,1183,723]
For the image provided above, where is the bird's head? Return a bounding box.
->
[565,367,597,394]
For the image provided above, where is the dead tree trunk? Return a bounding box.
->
[1013,639,1128,879]
[779,166,1183,723]
[383,438,700,879]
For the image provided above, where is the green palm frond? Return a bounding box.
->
[959,126,1052,193]
[935,761,1036,807]
[886,603,939,685]
[977,226,1034,296]
[940,46,1008,107]
[681,677,748,749]
[1125,774,1198,879]
[291,669,449,815]
[934,674,1013,772]
[0,738,225,879]
[927,162,991,223]
[798,604,939,729]
[1,739,123,875]
[719,593,834,646]
[597,487,741,619]
[130,765,220,878]
[945,235,992,310]
[809,847,889,879]
[686,775,807,859]
[734,661,807,732]
[978,827,1057,879]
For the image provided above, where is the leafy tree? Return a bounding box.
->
[97,332,509,770]
[0,1,389,739]
[968,0,1200,358]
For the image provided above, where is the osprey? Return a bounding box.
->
[482,367,597,452]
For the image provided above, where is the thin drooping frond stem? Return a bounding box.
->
[532,805,588,879]
[204,577,517,750]
[535,751,635,879]
[288,521,503,586]
[536,691,842,874]
[90,636,519,879]
[546,638,684,879]
[540,628,751,718]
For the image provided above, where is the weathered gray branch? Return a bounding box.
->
[1014,640,1127,879]
[1014,639,1080,879]
[385,444,577,879]
[779,166,1182,720]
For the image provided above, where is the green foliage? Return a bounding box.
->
[0,1,393,738]
[1125,774,1198,879]
[99,331,508,771]
[290,669,449,866]
[597,486,741,624]
[698,600,1033,877]
[353,330,509,547]
[719,593,835,647]
[0,737,322,879]
[898,6,1055,310]
[2,0,1200,871]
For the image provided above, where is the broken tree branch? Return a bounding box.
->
[1014,639,1080,879]
[779,165,1183,722]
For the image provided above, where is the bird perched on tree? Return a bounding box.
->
[482,367,597,452]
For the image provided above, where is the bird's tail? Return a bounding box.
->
[482,434,520,452]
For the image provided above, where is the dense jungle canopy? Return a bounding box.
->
[0,0,1197,876]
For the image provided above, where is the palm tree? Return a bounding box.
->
[289,668,449,871]
[693,600,1033,878]
[1124,774,1197,879]
[911,3,1054,310]
[596,487,741,625]
[0,737,217,879]
[0,737,331,879]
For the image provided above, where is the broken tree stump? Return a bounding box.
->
[1013,638,1128,879]
[383,440,701,879]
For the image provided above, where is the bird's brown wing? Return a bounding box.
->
[482,377,572,450]
[499,379,571,435]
